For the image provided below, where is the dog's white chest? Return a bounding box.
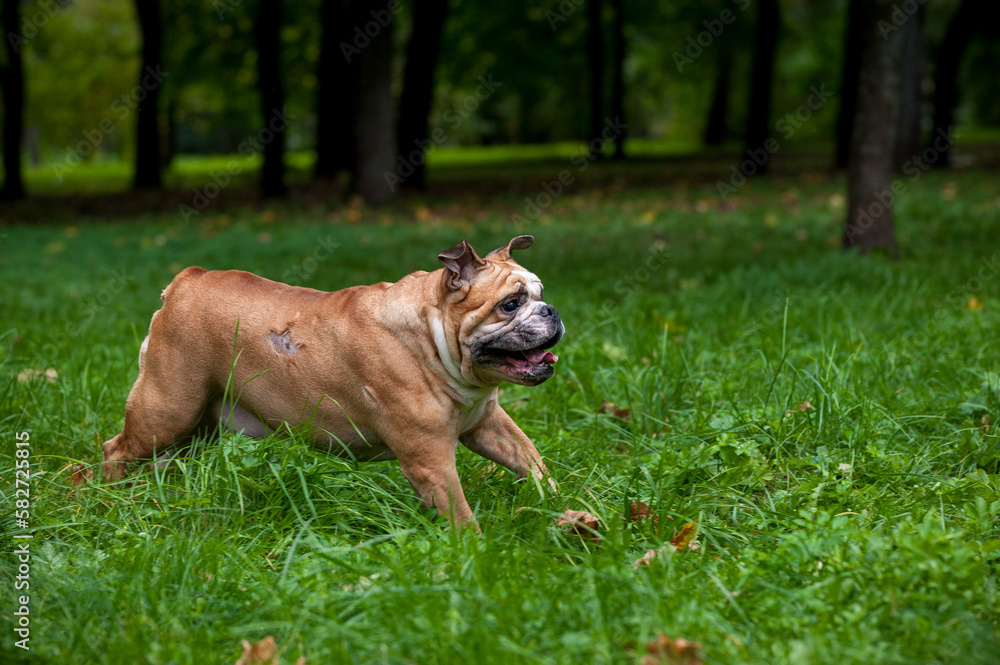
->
[458,391,495,434]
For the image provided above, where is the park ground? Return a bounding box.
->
[1,146,999,664]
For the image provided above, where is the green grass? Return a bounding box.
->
[20,138,710,194]
[2,169,999,664]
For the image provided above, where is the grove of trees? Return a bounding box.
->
[1,0,998,253]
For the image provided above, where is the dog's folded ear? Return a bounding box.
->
[438,240,486,290]
[487,235,534,261]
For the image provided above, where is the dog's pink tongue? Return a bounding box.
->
[525,349,558,364]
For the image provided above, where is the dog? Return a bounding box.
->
[100,235,563,527]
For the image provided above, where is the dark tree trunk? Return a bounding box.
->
[133,0,163,189]
[586,0,605,159]
[352,0,395,205]
[744,0,779,172]
[610,0,626,159]
[315,0,357,179]
[396,0,448,190]
[835,0,864,169]
[893,4,925,170]
[843,0,905,258]
[161,96,176,169]
[703,43,732,146]
[1,0,25,200]
[928,0,986,168]
[255,0,286,198]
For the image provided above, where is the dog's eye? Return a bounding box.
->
[501,299,520,313]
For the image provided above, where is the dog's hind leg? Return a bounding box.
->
[101,327,212,481]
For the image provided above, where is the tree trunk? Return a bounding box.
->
[835,0,864,169]
[744,0,779,171]
[255,0,286,198]
[133,0,163,189]
[315,0,357,179]
[352,0,395,205]
[586,0,605,159]
[396,0,448,191]
[893,4,925,170]
[1,0,25,200]
[928,0,985,168]
[843,0,905,258]
[161,95,177,169]
[703,42,732,146]
[610,0,626,159]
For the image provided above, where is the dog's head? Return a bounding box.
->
[435,235,564,387]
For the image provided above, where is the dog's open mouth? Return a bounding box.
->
[480,332,561,381]
[488,346,559,370]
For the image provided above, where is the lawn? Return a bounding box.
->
[1,165,999,664]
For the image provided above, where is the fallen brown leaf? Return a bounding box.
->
[70,465,92,486]
[628,502,659,525]
[670,523,699,552]
[235,636,278,665]
[556,509,600,539]
[633,546,669,569]
[642,633,704,665]
[599,401,631,420]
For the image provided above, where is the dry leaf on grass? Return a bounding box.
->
[786,400,814,418]
[642,633,704,665]
[69,465,92,486]
[634,522,700,568]
[628,502,660,525]
[633,546,668,569]
[670,522,699,552]
[556,509,600,539]
[235,636,278,665]
[598,401,631,420]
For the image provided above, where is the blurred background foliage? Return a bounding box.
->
[10,0,999,164]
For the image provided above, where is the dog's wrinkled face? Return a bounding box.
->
[438,235,564,387]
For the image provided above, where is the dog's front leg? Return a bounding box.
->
[397,446,477,531]
[460,406,556,491]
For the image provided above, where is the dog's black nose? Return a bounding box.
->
[540,304,559,320]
